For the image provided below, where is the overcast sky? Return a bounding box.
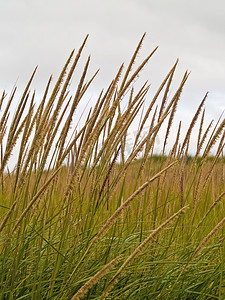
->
[0,0,225,154]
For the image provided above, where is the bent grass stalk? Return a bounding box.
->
[192,216,225,259]
[61,161,178,292]
[70,255,121,300]
[104,205,188,297]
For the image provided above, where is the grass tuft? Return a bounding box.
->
[0,35,225,299]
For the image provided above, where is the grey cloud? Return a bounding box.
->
[0,0,224,140]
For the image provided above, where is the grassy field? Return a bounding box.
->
[1,35,225,299]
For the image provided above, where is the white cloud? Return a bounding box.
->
[0,0,224,157]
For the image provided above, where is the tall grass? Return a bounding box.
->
[0,35,225,299]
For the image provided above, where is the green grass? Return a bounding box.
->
[0,34,225,299]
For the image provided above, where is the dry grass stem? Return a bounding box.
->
[70,255,121,300]
[104,205,188,296]
[192,216,225,258]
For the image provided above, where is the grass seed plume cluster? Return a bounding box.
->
[0,34,225,299]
